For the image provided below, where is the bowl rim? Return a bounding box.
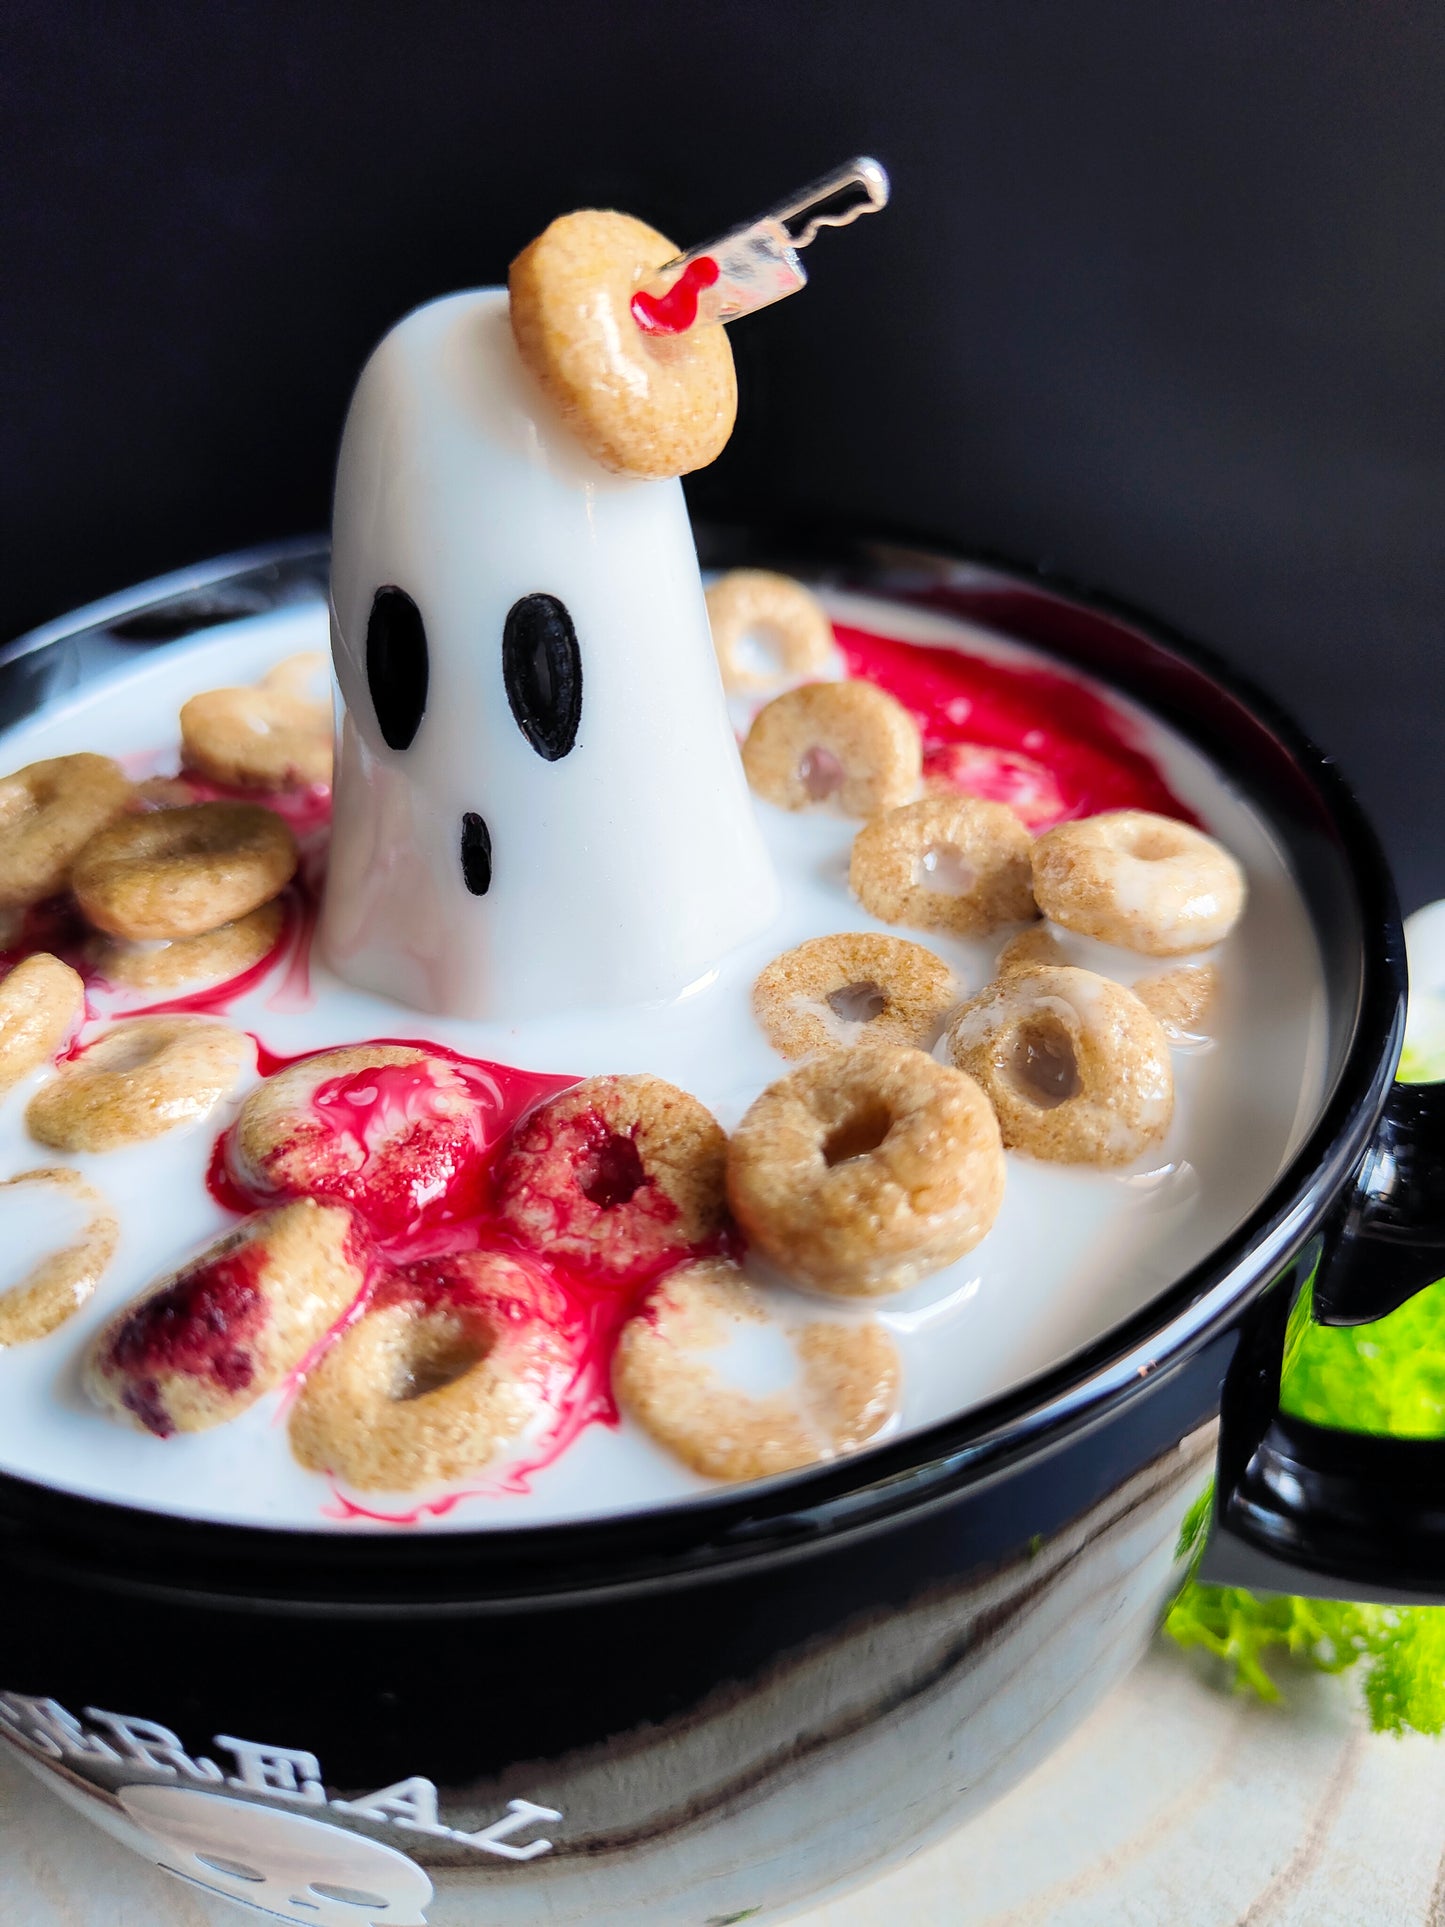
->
[0,529,1405,1604]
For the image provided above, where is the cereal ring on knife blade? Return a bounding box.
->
[727,1045,1005,1297]
[494,1073,727,1279]
[705,570,834,693]
[943,963,1173,1165]
[289,1251,569,1490]
[71,802,297,940]
[90,900,285,992]
[85,1199,368,1436]
[229,1045,490,1239]
[180,656,333,791]
[850,794,1037,938]
[26,1016,250,1152]
[0,753,133,909]
[1031,810,1245,955]
[0,952,85,1097]
[753,932,957,1060]
[614,1259,900,1481]
[0,1168,118,1348]
[509,209,737,480]
[742,680,921,817]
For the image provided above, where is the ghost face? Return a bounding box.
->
[320,288,779,1022]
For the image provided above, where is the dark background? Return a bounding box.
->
[4,2,1442,906]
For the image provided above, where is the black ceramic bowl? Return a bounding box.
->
[0,533,1439,1927]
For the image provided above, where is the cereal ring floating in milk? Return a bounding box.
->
[943,964,1173,1166]
[509,210,737,480]
[850,795,1037,938]
[0,753,133,909]
[995,922,1067,977]
[0,1168,118,1348]
[1134,961,1219,1039]
[85,1199,368,1437]
[752,932,957,1060]
[742,680,921,817]
[727,1044,1005,1297]
[71,802,298,941]
[0,953,84,1097]
[705,570,834,693]
[1031,810,1246,956]
[289,1252,569,1491]
[180,653,333,791]
[613,1259,900,1482]
[26,1016,251,1153]
[90,900,285,992]
[494,1073,727,1280]
[229,1045,488,1239]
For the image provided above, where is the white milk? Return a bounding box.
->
[0,590,1328,1530]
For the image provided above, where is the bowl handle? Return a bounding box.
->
[1215,1077,1445,1599]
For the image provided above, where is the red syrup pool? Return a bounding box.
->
[834,623,1199,828]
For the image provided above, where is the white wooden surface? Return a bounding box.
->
[2,1643,1443,1926]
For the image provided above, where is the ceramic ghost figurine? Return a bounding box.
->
[319,287,780,1020]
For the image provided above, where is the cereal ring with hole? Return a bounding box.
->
[995,923,1067,976]
[0,953,85,1096]
[614,1259,900,1481]
[1133,962,1219,1039]
[289,1252,570,1490]
[727,1044,1005,1296]
[0,1168,118,1347]
[85,1199,368,1436]
[229,1045,490,1240]
[71,801,298,940]
[943,963,1173,1165]
[0,754,133,909]
[753,932,957,1060]
[180,658,332,791]
[705,570,834,693]
[26,1016,251,1152]
[850,795,1037,937]
[1031,810,1246,955]
[91,900,285,992]
[742,680,921,817]
[509,209,737,480]
[494,1073,727,1279]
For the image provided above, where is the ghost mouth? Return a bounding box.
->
[460,813,492,896]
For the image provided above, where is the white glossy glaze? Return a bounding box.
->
[0,591,1329,1530]
[322,289,780,1019]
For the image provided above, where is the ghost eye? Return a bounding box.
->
[503,593,582,760]
[366,586,429,751]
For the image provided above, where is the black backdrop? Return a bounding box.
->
[5,2,1443,907]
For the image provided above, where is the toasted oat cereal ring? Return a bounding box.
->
[509,209,737,480]
[0,1168,118,1348]
[995,923,1067,977]
[495,1073,727,1279]
[85,1199,368,1437]
[289,1251,570,1490]
[1031,810,1246,956]
[229,1044,490,1240]
[753,932,957,1061]
[0,953,85,1097]
[614,1259,899,1481]
[26,1016,251,1153]
[1133,962,1219,1040]
[742,680,921,818]
[850,795,1037,938]
[91,900,285,993]
[943,963,1173,1165]
[71,801,298,940]
[705,570,834,693]
[0,753,133,910]
[727,1044,1005,1296]
[180,657,333,792]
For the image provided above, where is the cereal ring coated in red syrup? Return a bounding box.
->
[494,1074,728,1281]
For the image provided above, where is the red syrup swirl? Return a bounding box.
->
[630,255,720,336]
[833,622,1200,827]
